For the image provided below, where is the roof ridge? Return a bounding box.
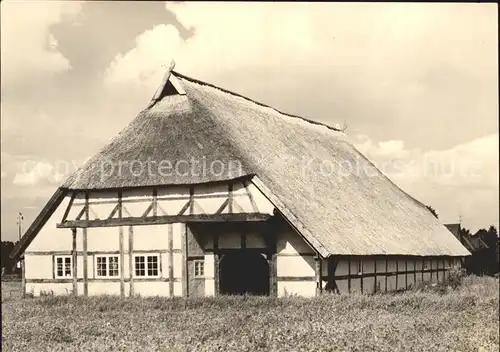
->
[171,70,344,133]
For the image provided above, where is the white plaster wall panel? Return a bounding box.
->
[88,282,120,296]
[24,255,53,279]
[375,275,386,293]
[364,277,375,294]
[194,183,227,196]
[232,195,254,213]
[396,260,404,272]
[407,260,415,271]
[66,203,85,221]
[27,283,73,297]
[76,228,84,252]
[349,278,360,293]
[173,282,182,296]
[406,272,415,288]
[122,254,130,279]
[397,274,406,290]
[156,198,188,216]
[387,259,397,273]
[87,227,119,252]
[219,232,241,249]
[133,224,169,251]
[160,253,169,279]
[77,282,84,295]
[415,259,423,271]
[122,200,152,218]
[77,256,84,279]
[247,180,275,214]
[363,259,375,273]
[277,256,315,277]
[87,202,116,220]
[277,230,313,255]
[387,275,397,291]
[336,279,348,294]
[173,253,182,279]
[204,254,214,278]
[278,281,316,297]
[194,197,227,214]
[88,255,95,279]
[133,282,170,297]
[246,232,266,248]
[375,259,386,274]
[27,196,72,251]
[205,279,215,296]
[122,189,153,201]
[336,260,349,276]
[88,191,119,200]
[172,223,183,250]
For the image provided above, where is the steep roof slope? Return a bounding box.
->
[38,72,471,257]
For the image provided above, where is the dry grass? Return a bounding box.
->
[2,276,498,352]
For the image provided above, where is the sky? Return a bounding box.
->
[1,1,498,241]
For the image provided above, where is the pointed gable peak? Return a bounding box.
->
[148,60,186,108]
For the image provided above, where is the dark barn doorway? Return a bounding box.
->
[219,252,270,296]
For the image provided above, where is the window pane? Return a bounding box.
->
[135,256,145,276]
[109,257,119,276]
[64,258,72,277]
[97,257,107,277]
[147,256,158,276]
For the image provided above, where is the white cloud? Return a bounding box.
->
[354,133,499,231]
[103,3,497,94]
[0,1,82,87]
[12,161,66,186]
[104,24,182,90]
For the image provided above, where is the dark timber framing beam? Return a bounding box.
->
[182,224,188,297]
[213,233,220,297]
[118,192,125,297]
[83,192,89,296]
[72,228,77,296]
[57,213,271,228]
[128,226,134,297]
[168,223,174,297]
[315,253,323,295]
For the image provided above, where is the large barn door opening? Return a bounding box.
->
[219,252,270,295]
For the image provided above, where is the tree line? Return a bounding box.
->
[427,205,499,276]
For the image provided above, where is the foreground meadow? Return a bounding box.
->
[2,277,499,352]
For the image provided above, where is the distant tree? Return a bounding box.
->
[426,205,438,219]
[1,241,16,274]
[481,226,499,251]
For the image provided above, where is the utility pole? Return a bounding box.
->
[16,212,25,297]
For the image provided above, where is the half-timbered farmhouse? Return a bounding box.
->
[11,68,470,297]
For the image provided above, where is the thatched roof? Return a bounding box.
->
[13,70,471,259]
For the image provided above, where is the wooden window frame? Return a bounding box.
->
[94,254,120,278]
[194,260,205,278]
[133,254,161,278]
[54,255,73,278]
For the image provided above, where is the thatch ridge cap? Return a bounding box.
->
[171,70,344,134]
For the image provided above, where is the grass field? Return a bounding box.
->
[2,276,499,352]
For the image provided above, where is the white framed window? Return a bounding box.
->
[54,256,72,278]
[194,260,204,278]
[95,255,120,278]
[134,254,160,278]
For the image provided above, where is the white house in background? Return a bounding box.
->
[11,67,470,298]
